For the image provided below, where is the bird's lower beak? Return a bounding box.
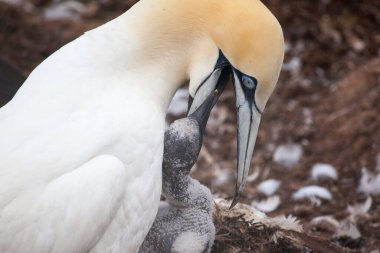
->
[230,71,262,208]
[187,67,230,130]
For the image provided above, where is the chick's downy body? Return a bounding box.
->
[139,117,215,253]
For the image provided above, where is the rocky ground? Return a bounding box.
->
[1,0,379,252]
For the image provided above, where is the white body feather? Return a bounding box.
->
[0,6,184,253]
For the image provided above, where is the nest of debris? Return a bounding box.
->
[210,200,345,253]
[213,216,301,253]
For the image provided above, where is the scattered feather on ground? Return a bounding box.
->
[358,168,380,196]
[292,185,332,204]
[251,195,281,213]
[43,1,87,21]
[257,179,281,196]
[273,143,302,168]
[311,163,338,181]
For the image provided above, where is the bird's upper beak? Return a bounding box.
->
[188,52,262,208]
[187,71,227,134]
[187,52,231,123]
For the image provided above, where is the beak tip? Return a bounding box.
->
[229,200,237,210]
[229,192,241,209]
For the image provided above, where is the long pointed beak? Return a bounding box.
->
[187,67,230,129]
[187,52,261,208]
[230,70,262,208]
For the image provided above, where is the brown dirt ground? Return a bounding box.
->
[0,0,379,252]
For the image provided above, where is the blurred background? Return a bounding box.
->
[0,0,379,251]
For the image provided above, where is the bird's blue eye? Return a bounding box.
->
[242,76,255,89]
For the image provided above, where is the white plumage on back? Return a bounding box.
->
[0,11,171,253]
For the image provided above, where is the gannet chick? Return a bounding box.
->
[138,119,214,253]
[139,85,225,253]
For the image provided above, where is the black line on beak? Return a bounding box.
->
[232,68,261,114]
[187,50,231,113]
[215,50,230,69]
[189,67,231,133]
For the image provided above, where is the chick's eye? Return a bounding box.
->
[242,76,255,89]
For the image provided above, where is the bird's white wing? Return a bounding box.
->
[0,155,127,253]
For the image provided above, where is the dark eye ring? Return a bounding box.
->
[242,76,256,89]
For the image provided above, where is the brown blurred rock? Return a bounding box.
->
[30,0,50,7]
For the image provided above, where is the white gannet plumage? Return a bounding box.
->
[0,14,167,253]
[0,0,284,252]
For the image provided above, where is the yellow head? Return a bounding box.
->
[134,0,284,111]
[201,0,284,111]
[132,0,284,204]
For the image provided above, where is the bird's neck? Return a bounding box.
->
[162,175,213,212]
[81,10,193,112]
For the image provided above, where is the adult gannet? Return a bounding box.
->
[0,0,284,252]
[139,81,225,253]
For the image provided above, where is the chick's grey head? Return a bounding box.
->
[163,118,202,176]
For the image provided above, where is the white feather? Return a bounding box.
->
[257,179,281,196]
[215,199,302,232]
[0,156,128,253]
[347,197,372,222]
[171,231,208,253]
[336,222,361,239]
[267,215,303,233]
[273,143,302,168]
[43,1,86,21]
[0,9,180,253]
[358,168,380,196]
[310,163,338,181]
[311,215,340,230]
[282,57,301,74]
[292,186,332,201]
[246,168,260,183]
[251,195,281,213]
